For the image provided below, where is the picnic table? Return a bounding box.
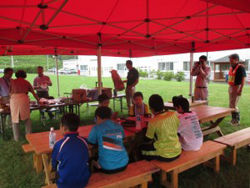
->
[25,124,136,185]
[191,105,234,137]
[164,99,208,110]
[85,94,126,112]
[0,102,80,139]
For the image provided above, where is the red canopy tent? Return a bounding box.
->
[0,0,249,95]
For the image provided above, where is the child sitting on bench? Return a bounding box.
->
[51,113,90,188]
[88,106,129,174]
[129,92,149,117]
[172,95,203,151]
[140,94,181,161]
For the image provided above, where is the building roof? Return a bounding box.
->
[212,55,244,63]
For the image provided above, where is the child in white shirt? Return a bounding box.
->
[172,96,203,151]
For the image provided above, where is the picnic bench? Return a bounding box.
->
[152,141,226,188]
[214,127,250,166]
[191,105,234,137]
[164,99,208,110]
[25,124,135,185]
[42,160,159,188]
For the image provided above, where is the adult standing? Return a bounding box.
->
[33,66,53,119]
[228,54,246,126]
[33,66,52,99]
[0,68,13,104]
[191,55,211,100]
[124,60,139,109]
[10,70,39,141]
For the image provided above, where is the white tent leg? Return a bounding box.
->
[55,55,60,97]
[97,45,102,95]
[189,52,194,101]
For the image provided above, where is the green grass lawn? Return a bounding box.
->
[0,74,250,188]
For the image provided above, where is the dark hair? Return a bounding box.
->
[199,55,207,61]
[95,106,112,119]
[149,94,164,112]
[15,70,27,78]
[4,67,13,74]
[133,92,143,99]
[172,95,190,113]
[37,66,43,69]
[61,113,80,132]
[172,95,182,108]
[126,60,133,66]
[98,93,110,103]
[229,54,239,61]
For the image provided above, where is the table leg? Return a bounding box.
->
[33,154,43,173]
[1,114,6,139]
[42,153,52,185]
[113,98,115,111]
[120,97,123,112]
[171,170,178,188]
[201,117,225,137]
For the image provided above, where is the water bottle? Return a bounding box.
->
[49,127,56,149]
[136,115,141,131]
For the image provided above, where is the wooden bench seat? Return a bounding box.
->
[42,160,159,188]
[214,127,250,166]
[152,141,226,188]
[22,144,34,153]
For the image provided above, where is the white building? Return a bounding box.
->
[62,48,250,80]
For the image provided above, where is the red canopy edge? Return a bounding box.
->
[0,0,249,57]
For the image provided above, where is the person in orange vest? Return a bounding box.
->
[228,54,246,126]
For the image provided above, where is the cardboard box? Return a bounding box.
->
[72,89,87,103]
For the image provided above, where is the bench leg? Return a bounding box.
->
[214,155,220,173]
[33,154,43,173]
[171,170,178,188]
[140,182,148,188]
[232,148,237,166]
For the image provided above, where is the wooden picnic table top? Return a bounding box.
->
[26,124,135,155]
[164,99,208,109]
[191,105,234,124]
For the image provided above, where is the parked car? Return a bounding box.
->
[58,68,77,74]
[48,67,57,73]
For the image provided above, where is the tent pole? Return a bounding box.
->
[189,42,195,101]
[189,52,194,100]
[97,45,102,95]
[55,55,60,97]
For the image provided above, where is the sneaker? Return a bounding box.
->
[230,120,239,126]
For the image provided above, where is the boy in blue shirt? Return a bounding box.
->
[88,106,129,174]
[52,113,90,188]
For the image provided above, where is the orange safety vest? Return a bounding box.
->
[228,64,240,86]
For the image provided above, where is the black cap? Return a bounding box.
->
[229,54,239,60]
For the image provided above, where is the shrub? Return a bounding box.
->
[156,70,164,80]
[163,72,174,81]
[175,71,185,82]
[149,70,156,78]
[138,69,148,78]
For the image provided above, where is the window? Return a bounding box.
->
[183,61,190,71]
[158,62,174,71]
[117,63,126,70]
[80,65,88,71]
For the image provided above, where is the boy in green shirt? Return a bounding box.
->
[141,94,181,161]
